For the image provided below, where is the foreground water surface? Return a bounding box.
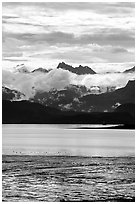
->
[2,155,135,202]
[2,125,135,202]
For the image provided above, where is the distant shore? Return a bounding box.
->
[75,124,135,130]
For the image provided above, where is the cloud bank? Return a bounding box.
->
[2,68,135,99]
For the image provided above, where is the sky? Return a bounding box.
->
[2,2,135,72]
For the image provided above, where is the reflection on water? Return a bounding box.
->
[2,155,135,202]
[2,125,135,157]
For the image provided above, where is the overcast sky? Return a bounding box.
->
[2,2,135,71]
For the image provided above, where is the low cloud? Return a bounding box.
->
[2,68,135,99]
[2,69,73,98]
[75,73,135,88]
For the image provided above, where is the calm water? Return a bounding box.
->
[2,125,135,202]
[2,124,135,156]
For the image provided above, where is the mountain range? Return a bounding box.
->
[2,63,135,126]
[3,80,135,112]
[2,78,135,113]
[32,80,135,112]
[14,62,135,75]
[2,100,135,128]
[14,62,96,75]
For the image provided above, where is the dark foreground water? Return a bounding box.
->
[2,155,135,202]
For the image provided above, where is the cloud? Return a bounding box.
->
[47,44,134,64]
[2,19,45,28]
[34,68,72,93]
[3,58,28,62]
[2,15,19,19]
[76,73,135,88]
[2,2,135,69]
[110,47,128,53]
[3,52,23,58]
[4,29,134,48]
[3,2,134,13]
[2,69,73,98]
[2,70,36,98]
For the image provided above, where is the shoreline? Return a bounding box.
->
[2,155,135,158]
[2,123,135,129]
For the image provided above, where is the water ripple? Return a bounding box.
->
[2,155,135,202]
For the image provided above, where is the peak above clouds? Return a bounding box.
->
[57,62,96,75]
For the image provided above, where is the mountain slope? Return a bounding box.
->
[123,66,135,73]
[115,103,135,117]
[2,100,62,124]
[76,80,135,112]
[32,84,92,110]
[2,100,134,127]
[2,86,25,101]
[32,80,135,112]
